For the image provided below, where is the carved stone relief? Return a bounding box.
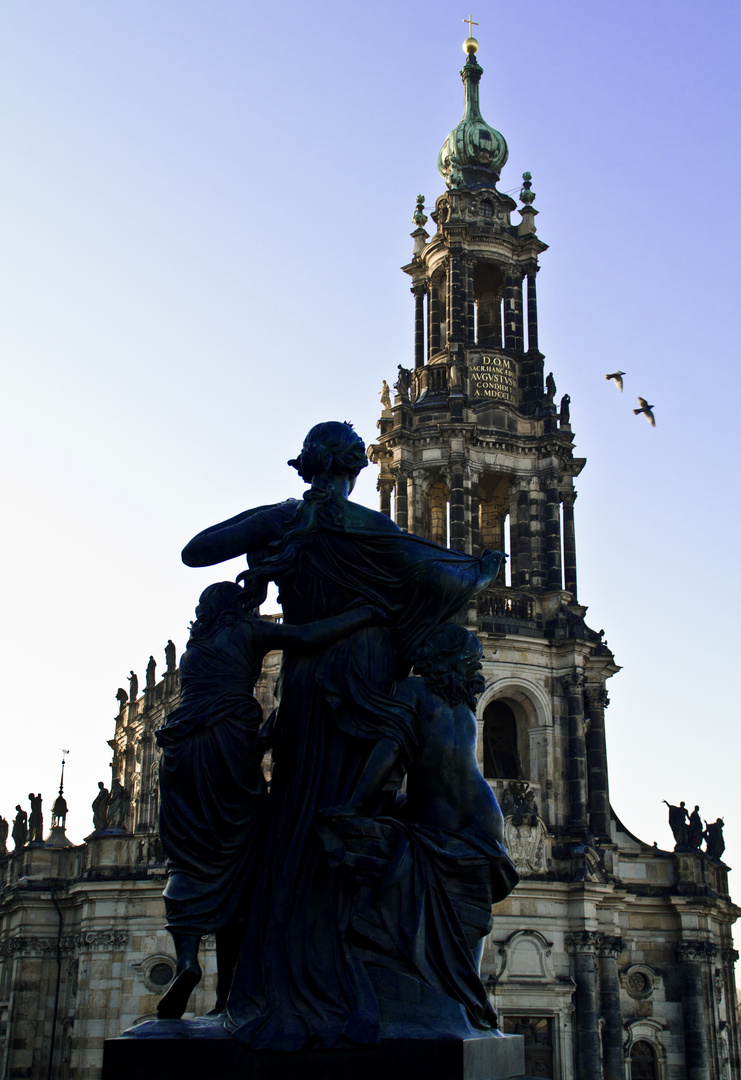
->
[501,781,547,874]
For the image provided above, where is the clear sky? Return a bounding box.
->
[1,0,739,934]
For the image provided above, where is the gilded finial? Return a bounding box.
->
[412,194,428,228]
[520,171,536,206]
[463,14,479,55]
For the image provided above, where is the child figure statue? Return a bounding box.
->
[156,579,385,1021]
[315,623,518,1036]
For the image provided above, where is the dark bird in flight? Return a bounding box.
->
[605,371,625,392]
[633,397,656,426]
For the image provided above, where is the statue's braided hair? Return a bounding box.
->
[238,422,368,599]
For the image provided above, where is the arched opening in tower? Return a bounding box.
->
[482,700,525,780]
[478,473,510,582]
[473,261,504,348]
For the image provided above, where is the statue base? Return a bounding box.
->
[103,1018,525,1080]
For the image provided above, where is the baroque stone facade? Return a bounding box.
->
[0,37,737,1080]
[0,638,282,1080]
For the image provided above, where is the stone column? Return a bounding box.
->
[406,472,422,537]
[449,457,466,552]
[585,687,611,841]
[561,672,588,834]
[677,940,716,1080]
[544,477,562,590]
[529,480,546,589]
[503,271,516,350]
[135,733,154,831]
[562,491,578,598]
[526,269,539,352]
[511,479,532,588]
[429,285,440,355]
[394,470,409,532]
[512,273,524,352]
[469,469,481,555]
[413,287,425,369]
[565,932,602,1079]
[378,478,393,519]
[464,259,475,344]
[722,947,741,1075]
[450,255,463,342]
[597,935,624,1080]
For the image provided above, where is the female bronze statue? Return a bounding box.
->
[182,421,504,1049]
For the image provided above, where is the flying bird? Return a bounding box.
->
[633,397,656,426]
[605,371,625,392]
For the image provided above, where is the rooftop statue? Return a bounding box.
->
[663,799,689,850]
[704,818,726,862]
[687,804,703,851]
[146,655,157,688]
[107,779,129,832]
[12,806,27,850]
[0,816,8,855]
[176,420,512,1049]
[92,782,110,832]
[164,639,177,672]
[27,793,43,844]
[394,365,412,402]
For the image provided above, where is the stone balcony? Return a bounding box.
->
[475,586,543,635]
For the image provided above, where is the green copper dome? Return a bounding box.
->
[437,46,508,190]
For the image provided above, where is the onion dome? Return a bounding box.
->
[437,37,508,190]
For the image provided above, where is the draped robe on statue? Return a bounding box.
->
[224,497,497,1050]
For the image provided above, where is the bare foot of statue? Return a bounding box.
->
[157,934,202,1020]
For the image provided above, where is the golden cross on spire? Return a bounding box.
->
[463,14,479,36]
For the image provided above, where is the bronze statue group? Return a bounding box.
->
[154,421,518,1049]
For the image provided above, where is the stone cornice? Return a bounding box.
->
[0,928,129,957]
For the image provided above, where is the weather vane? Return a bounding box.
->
[463,14,479,36]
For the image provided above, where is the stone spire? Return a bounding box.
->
[437,34,508,190]
[45,751,72,848]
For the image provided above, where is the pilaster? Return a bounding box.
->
[561,672,588,834]
[565,931,602,1079]
[584,686,610,841]
[677,940,717,1080]
[596,934,624,1080]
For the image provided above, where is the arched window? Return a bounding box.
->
[630,1040,658,1080]
[483,701,523,779]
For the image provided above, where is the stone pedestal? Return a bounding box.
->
[103,1019,525,1080]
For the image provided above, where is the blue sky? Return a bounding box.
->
[1,0,739,930]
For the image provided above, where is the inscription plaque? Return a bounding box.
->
[469,353,517,404]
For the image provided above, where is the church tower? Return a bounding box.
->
[370,30,617,850]
[370,31,740,1079]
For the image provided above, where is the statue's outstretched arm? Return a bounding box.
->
[256,605,386,654]
[182,505,277,567]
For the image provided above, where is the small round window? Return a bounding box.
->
[627,971,650,995]
[149,962,174,987]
